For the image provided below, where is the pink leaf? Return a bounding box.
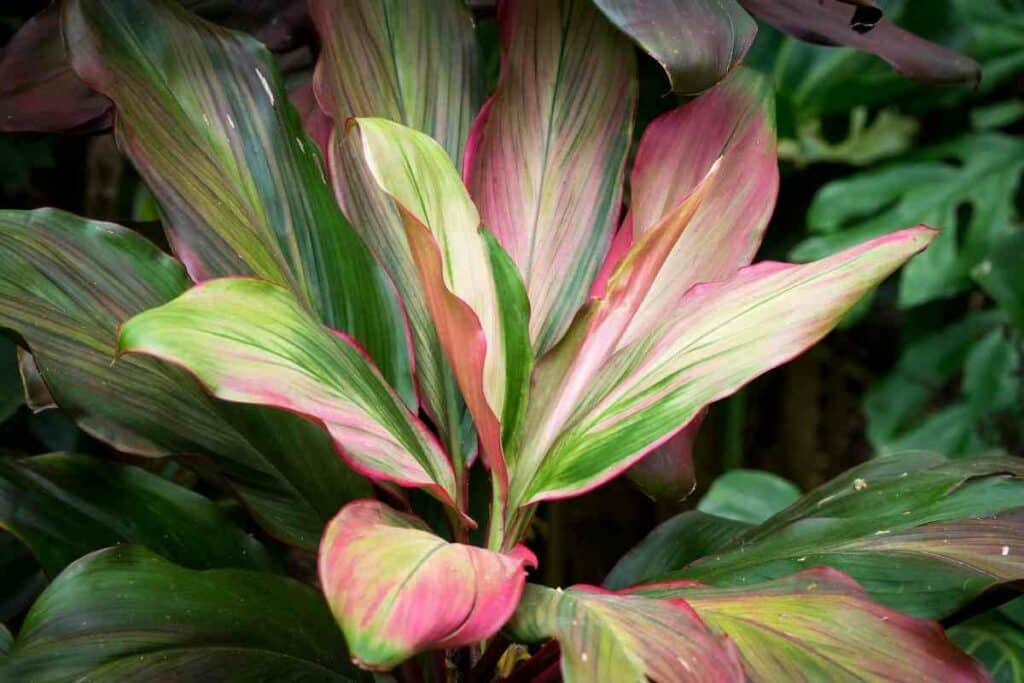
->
[319,500,536,671]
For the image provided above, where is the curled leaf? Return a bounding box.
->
[319,500,536,671]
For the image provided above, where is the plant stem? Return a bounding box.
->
[501,641,560,683]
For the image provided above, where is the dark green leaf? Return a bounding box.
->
[0,337,22,424]
[0,453,274,575]
[604,511,750,590]
[2,546,357,681]
[792,134,1024,308]
[949,611,1024,683]
[697,470,802,524]
[962,328,1020,417]
[0,208,370,549]
[0,532,45,624]
[864,312,1007,456]
[974,228,1024,332]
[649,454,1024,618]
[64,0,413,402]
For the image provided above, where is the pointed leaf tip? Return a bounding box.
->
[319,500,535,671]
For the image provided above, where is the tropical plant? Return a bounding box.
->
[0,0,1021,680]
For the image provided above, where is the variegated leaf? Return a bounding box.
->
[319,500,535,671]
[631,569,987,682]
[591,0,757,93]
[0,208,368,549]
[312,0,481,461]
[667,454,1024,619]
[512,227,935,508]
[63,0,413,401]
[349,118,532,507]
[119,278,461,510]
[465,0,637,355]
[506,583,743,682]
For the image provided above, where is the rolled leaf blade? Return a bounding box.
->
[312,0,481,460]
[513,221,934,507]
[319,500,535,671]
[63,0,413,401]
[349,118,533,498]
[3,546,355,681]
[630,569,987,682]
[464,0,637,355]
[0,453,272,575]
[119,277,461,509]
[591,0,757,93]
[506,583,744,682]
[0,208,370,549]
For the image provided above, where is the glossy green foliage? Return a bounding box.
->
[1,546,358,681]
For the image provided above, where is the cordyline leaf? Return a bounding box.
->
[288,82,331,157]
[739,0,981,86]
[949,609,1024,682]
[119,277,461,511]
[0,208,370,549]
[319,500,536,671]
[64,0,413,402]
[464,0,637,355]
[654,453,1024,619]
[512,222,934,508]
[17,348,55,413]
[0,4,111,134]
[506,583,744,682]
[1,546,357,681]
[630,569,987,682]
[0,532,45,625]
[591,0,757,94]
[349,118,533,504]
[0,0,310,134]
[0,452,273,576]
[605,511,751,590]
[312,0,481,462]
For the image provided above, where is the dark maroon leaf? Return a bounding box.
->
[739,0,981,86]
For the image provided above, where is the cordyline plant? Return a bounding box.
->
[0,0,1018,681]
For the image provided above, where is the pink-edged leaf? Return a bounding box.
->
[591,0,757,93]
[739,0,981,86]
[64,0,413,403]
[626,410,705,501]
[319,500,535,671]
[311,0,481,461]
[506,583,743,682]
[348,118,533,504]
[465,0,637,355]
[0,5,111,133]
[118,278,461,512]
[630,569,987,682]
[513,227,936,508]
[598,67,778,346]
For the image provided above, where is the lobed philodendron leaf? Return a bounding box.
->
[650,454,1024,620]
[0,453,273,576]
[312,0,481,462]
[0,208,369,549]
[1,546,358,681]
[591,0,757,93]
[349,118,533,502]
[63,0,413,402]
[119,278,461,510]
[739,0,981,86]
[319,500,536,671]
[465,0,637,355]
[630,569,987,682]
[506,583,744,682]
[511,224,935,509]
